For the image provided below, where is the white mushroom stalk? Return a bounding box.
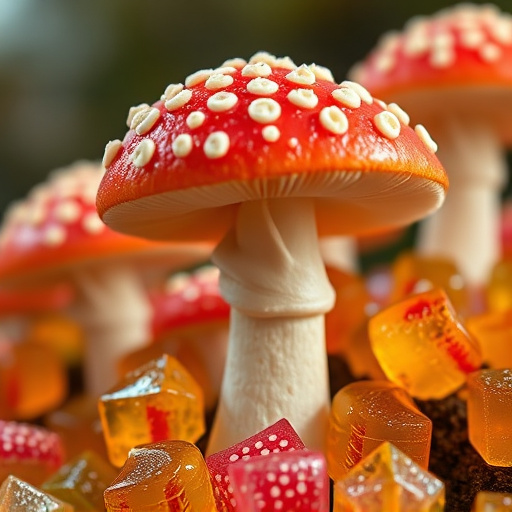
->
[208,198,335,453]
[417,120,506,285]
[71,264,152,396]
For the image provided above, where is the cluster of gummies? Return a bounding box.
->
[1,248,512,511]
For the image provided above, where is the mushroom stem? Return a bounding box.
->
[207,197,335,454]
[70,264,152,396]
[417,120,506,285]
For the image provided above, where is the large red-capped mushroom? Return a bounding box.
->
[97,52,447,453]
[0,161,210,396]
[351,3,512,285]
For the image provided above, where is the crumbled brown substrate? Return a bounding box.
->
[417,394,512,512]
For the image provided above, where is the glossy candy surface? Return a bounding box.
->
[0,338,67,420]
[104,440,216,512]
[228,450,329,512]
[369,288,482,399]
[41,450,117,511]
[0,420,65,486]
[99,354,205,467]
[206,418,305,512]
[0,476,73,512]
[472,491,512,511]
[466,309,512,369]
[467,369,512,467]
[486,260,512,313]
[333,442,445,512]
[327,380,432,480]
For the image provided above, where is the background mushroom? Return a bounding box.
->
[97,52,448,453]
[351,3,512,285]
[0,161,210,396]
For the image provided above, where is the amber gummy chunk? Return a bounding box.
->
[324,266,370,354]
[104,439,216,512]
[0,338,67,420]
[42,450,117,511]
[99,353,205,467]
[333,442,445,512]
[466,309,512,369]
[467,369,512,467]
[486,260,512,313]
[44,394,107,461]
[0,420,65,486]
[390,251,470,316]
[369,288,482,399]
[327,380,431,481]
[472,491,512,511]
[0,475,73,512]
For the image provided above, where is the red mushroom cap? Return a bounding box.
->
[0,161,209,287]
[351,4,512,143]
[97,52,447,243]
[151,265,229,337]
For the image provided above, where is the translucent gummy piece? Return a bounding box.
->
[99,354,205,467]
[228,450,329,512]
[41,450,117,511]
[466,309,512,369]
[467,369,512,466]
[0,475,73,512]
[327,381,432,480]
[333,442,445,512]
[472,491,512,511]
[369,288,482,399]
[104,440,217,512]
[486,260,512,313]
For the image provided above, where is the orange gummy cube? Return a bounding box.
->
[390,251,470,316]
[472,491,512,511]
[327,380,431,481]
[466,309,512,369]
[369,288,482,399]
[104,440,216,512]
[99,354,205,467]
[467,369,512,467]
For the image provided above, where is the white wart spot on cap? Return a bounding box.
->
[309,63,335,82]
[172,134,194,158]
[374,111,401,139]
[83,213,106,234]
[102,140,122,168]
[221,57,247,69]
[248,98,282,124]
[387,103,410,125]
[480,43,501,62]
[186,111,206,129]
[204,131,230,159]
[247,78,279,96]
[285,64,316,85]
[331,87,362,109]
[205,74,234,90]
[287,89,319,109]
[262,125,280,142]
[415,124,438,153]
[133,107,160,135]
[54,200,81,224]
[43,225,66,247]
[242,62,272,78]
[165,89,193,111]
[185,69,214,88]
[161,83,184,102]
[319,106,349,134]
[207,92,239,112]
[130,139,156,167]
[340,81,373,104]
[126,104,149,128]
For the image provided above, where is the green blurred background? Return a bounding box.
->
[0,0,510,263]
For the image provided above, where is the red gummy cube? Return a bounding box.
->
[206,419,305,511]
[228,450,329,511]
[0,420,65,485]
